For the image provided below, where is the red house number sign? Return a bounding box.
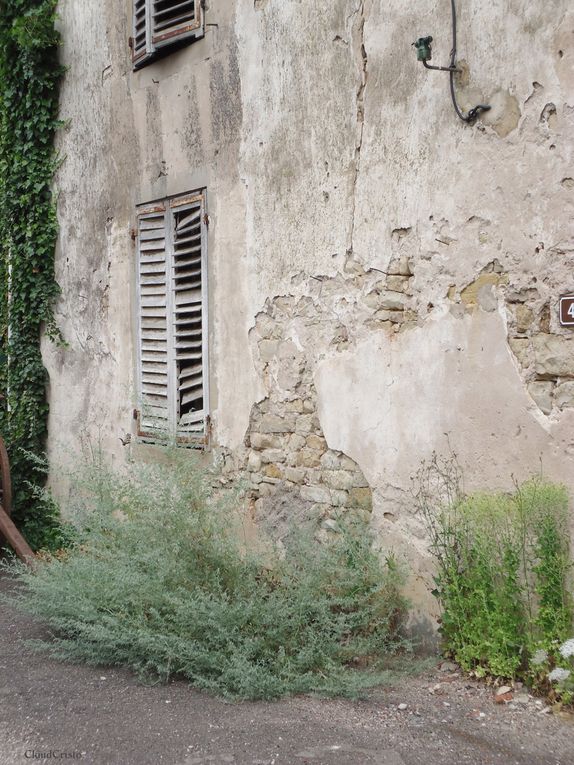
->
[560,296,574,327]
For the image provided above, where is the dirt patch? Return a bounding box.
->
[0,574,572,765]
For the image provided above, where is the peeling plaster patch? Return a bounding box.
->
[315,310,574,503]
[450,262,508,312]
[482,90,521,137]
[446,264,574,418]
[223,260,421,526]
[241,298,375,527]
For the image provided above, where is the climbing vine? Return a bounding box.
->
[0,0,64,549]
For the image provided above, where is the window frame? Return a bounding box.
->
[131,0,205,69]
[135,189,210,447]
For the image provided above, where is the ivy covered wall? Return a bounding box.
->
[0,0,64,548]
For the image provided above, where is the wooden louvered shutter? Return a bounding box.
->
[151,0,204,50]
[170,194,209,441]
[132,0,153,67]
[136,206,171,436]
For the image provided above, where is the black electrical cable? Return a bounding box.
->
[416,1,491,122]
[448,0,490,123]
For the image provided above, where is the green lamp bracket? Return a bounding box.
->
[412,36,459,72]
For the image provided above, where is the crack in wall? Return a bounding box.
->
[347,0,368,260]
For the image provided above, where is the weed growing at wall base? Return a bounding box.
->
[4,451,409,700]
[416,454,573,702]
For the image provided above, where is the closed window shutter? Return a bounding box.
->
[170,194,208,441]
[136,192,209,445]
[151,0,203,50]
[136,207,171,436]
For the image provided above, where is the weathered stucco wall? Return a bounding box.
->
[45,0,574,626]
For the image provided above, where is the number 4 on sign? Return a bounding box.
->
[560,296,574,326]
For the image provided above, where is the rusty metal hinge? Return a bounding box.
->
[204,414,212,447]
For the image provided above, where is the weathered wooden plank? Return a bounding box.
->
[0,505,35,567]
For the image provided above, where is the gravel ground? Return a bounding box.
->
[1,573,573,765]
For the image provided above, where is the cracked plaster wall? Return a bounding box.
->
[44,0,574,624]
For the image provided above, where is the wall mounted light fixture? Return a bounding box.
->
[413,0,490,123]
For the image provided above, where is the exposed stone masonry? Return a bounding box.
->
[447,261,574,416]
[213,250,574,525]
[218,254,417,525]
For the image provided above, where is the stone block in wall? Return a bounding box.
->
[506,287,539,304]
[254,313,277,339]
[259,339,280,362]
[322,470,356,491]
[288,433,306,451]
[284,399,304,412]
[295,415,315,435]
[300,485,331,504]
[339,455,358,471]
[386,275,411,293]
[320,451,342,469]
[362,291,381,310]
[527,381,554,415]
[533,334,574,378]
[371,309,405,324]
[387,255,412,276]
[306,434,327,451]
[258,482,276,497]
[260,449,285,464]
[379,291,407,311]
[260,414,296,433]
[513,304,535,334]
[352,472,370,488]
[248,452,262,471]
[330,490,349,507]
[278,361,303,391]
[348,488,373,511]
[278,340,300,359]
[296,448,322,468]
[264,464,283,480]
[554,381,574,409]
[283,467,305,483]
[509,338,531,368]
[250,432,283,449]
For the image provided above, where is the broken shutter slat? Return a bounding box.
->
[169,195,208,441]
